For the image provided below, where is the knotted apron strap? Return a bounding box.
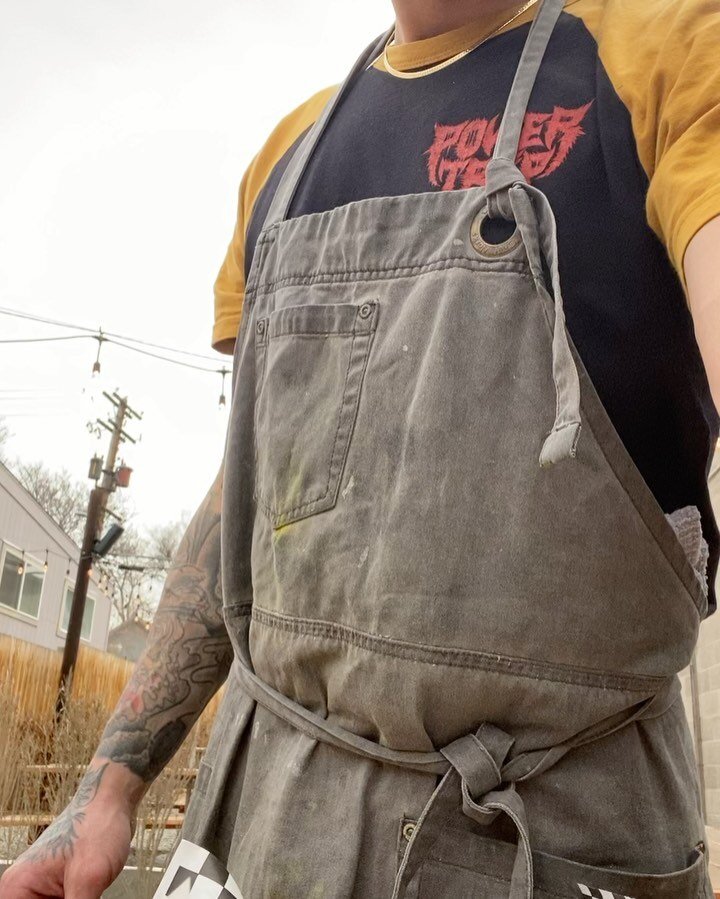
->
[443,726,534,899]
[462,0,581,467]
[442,724,513,797]
[485,0,566,220]
[509,183,582,466]
[391,679,680,899]
[392,724,535,899]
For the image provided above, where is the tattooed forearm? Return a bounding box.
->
[96,467,233,782]
[20,763,109,864]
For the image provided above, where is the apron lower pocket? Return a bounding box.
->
[417,828,708,899]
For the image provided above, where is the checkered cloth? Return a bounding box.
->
[578,885,636,899]
[153,840,243,899]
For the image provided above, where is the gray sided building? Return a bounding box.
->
[0,460,111,651]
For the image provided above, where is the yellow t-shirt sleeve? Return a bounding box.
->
[211,86,338,353]
[596,0,720,286]
[212,171,249,353]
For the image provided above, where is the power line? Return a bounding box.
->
[0,334,90,345]
[0,326,230,375]
[0,305,226,363]
[1,411,69,418]
[103,337,226,373]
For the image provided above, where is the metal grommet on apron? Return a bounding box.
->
[470,207,523,258]
[190,0,712,895]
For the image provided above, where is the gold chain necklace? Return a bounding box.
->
[381,0,542,80]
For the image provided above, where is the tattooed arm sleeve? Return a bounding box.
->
[7,471,232,870]
[95,463,233,783]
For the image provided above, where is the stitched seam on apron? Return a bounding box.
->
[251,606,665,692]
[269,330,358,338]
[245,259,533,305]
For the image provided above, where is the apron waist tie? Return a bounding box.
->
[229,642,680,899]
[441,726,534,899]
[392,682,678,899]
[390,724,543,899]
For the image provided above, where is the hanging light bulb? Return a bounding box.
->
[17,552,25,576]
[92,330,104,376]
[66,557,71,577]
[43,550,48,572]
[218,367,228,409]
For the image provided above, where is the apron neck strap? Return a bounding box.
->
[485,0,565,215]
[263,0,565,231]
[262,28,393,231]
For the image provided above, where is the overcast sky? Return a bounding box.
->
[0,0,391,534]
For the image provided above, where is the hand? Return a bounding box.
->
[0,763,134,899]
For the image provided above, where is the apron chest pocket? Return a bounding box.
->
[253,300,378,528]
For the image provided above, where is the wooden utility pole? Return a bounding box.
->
[55,392,140,719]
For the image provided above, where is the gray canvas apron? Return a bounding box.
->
[183,1,713,895]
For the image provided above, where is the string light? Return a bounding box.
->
[1,329,231,411]
[218,367,228,408]
[92,330,104,376]
[0,306,233,413]
[13,547,105,577]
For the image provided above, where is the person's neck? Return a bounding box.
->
[391,0,525,43]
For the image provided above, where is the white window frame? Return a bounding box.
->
[58,578,95,644]
[0,541,44,622]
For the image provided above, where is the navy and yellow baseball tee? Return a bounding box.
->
[212,0,720,606]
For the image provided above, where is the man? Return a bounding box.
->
[2,0,720,896]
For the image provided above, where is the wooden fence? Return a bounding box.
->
[0,634,134,717]
[0,633,221,737]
